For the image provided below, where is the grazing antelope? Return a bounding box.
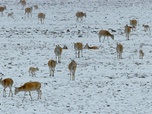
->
[38,12,45,24]
[7,12,13,18]
[76,11,86,21]
[74,42,83,58]
[142,24,151,33]
[25,7,32,17]
[54,45,62,63]
[0,6,6,16]
[28,67,39,77]
[130,19,137,31]
[116,43,123,59]
[48,59,57,77]
[68,60,77,81]
[98,30,114,42]
[15,81,41,101]
[0,78,14,97]
[34,5,38,9]
[139,49,144,59]
[84,43,99,49]
[125,24,132,40]
[19,0,26,9]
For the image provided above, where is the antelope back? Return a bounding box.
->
[116,43,123,52]
[76,12,86,17]
[25,7,32,13]
[48,59,57,68]
[125,25,132,33]
[74,42,83,50]
[38,13,45,19]
[130,19,137,26]
[68,60,77,70]
[54,45,62,55]
[99,30,114,39]
[0,78,13,87]
[0,6,6,12]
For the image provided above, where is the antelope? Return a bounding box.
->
[54,45,62,63]
[76,11,86,21]
[98,30,114,42]
[0,78,14,97]
[38,12,45,24]
[68,60,77,81]
[125,24,132,40]
[116,43,123,59]
[0,6,6,16]
[19,0,26,9]
[142,24,151,33]
[28,67,39,77]
[62,45,68,49]
[7,12,13,18]
[25,7,32,17]
[15,81,42,101]
[139,49,144,59]
[130,19,137,31]
[74,42,83,58]
[34,5,38,9]
[48,59,57,77]
[84,43,99,49]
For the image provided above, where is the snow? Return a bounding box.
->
[0,0,152,114]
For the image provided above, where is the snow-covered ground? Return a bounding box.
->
[0,0,152,114]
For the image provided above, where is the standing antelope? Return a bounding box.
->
[19,0,26,9]
[38,12,45,24]
[142,24,151,34]
[0,6,6,16]
[98,30,114,43]
[130,19,137,31]
[0,78,14,97]
[15,81,42,101]
[76,11,86,21]
[139,49,144,59]
[125,24,132,40]
[68,60,77,81]
[28,67,39,77]
[84,43,99,49]
[116,43,123,59]
[48,59,57,77]
[54,45,62,63]
[25,7,32,18]
[74,42,83,58]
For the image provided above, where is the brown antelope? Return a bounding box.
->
[116,43,123,59]
[142,24,151,33]
[139,49,144,59]
[130,19,137,30]
[19,0,26,9]
[74,42,83,58]
[7,12,13,18]
[28,67,39,77]
[48,59,57,77]
[76,11,86,21]
[98,30,114,42]
[38,12,45,24]
[0,78,14,97]
[68,60,77,81]
[0,6,6,16]
[25,7,32,17]
[34,5,38,9]
[125,24,132,40]
[84,43,99,49]
[15,81,42,101]
[54,45,62,63]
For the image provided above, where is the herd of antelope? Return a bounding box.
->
[0,1,149,100]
